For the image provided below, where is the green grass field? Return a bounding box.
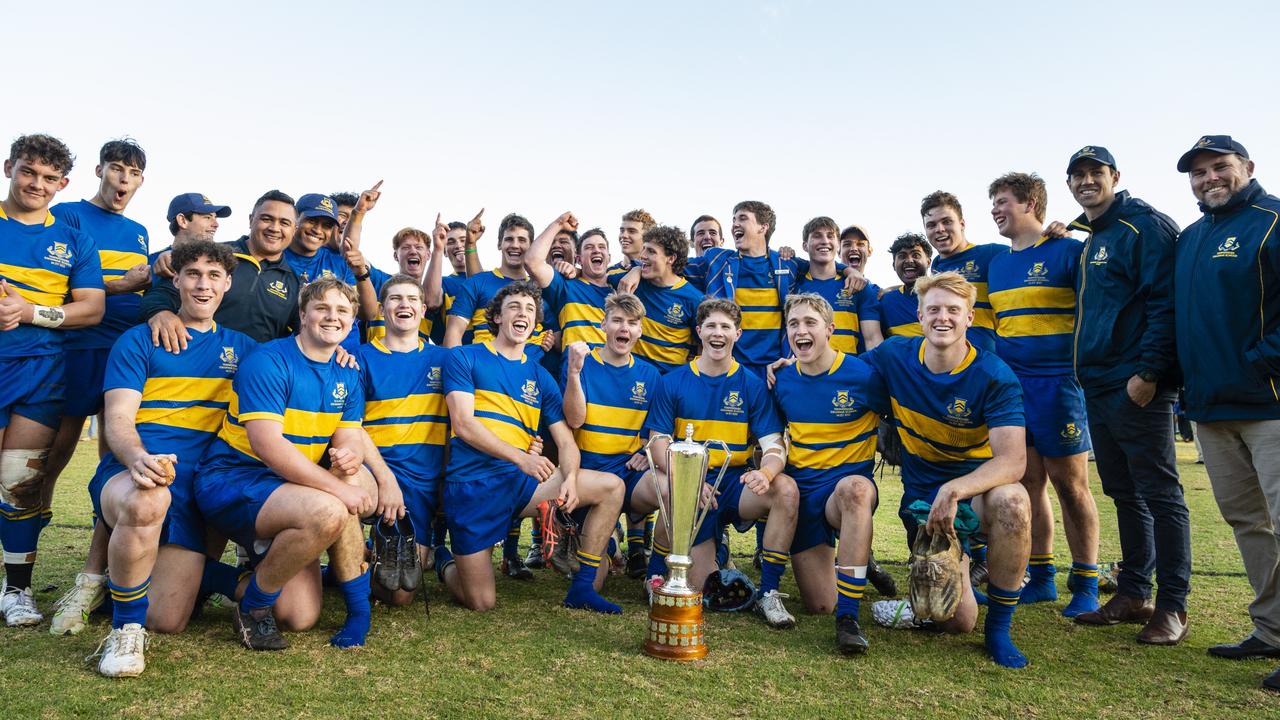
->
[1,441,1275,718]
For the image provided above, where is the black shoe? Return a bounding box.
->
[232,605,288,651]
[626,545,648,579]
[868,557,898,598]
[524,543,546,570]
[501,556,534,581]
[397,515,422,593]
[1264,666,1280,693]
[836,615,869,655]
[370,520,400,592]
[1208,635,1280,660]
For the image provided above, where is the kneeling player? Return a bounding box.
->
[772,293,880,654]
[642,298,799,628]
[437,281,623,613]
[87,241,255,676]
[197,277,393,649]
[864,272,1031,668]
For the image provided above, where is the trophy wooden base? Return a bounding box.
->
[643,588,707,660]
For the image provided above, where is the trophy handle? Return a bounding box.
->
[692,439,733,534]
[644,434,674,540]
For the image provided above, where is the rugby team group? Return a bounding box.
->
[0,132,1277,691]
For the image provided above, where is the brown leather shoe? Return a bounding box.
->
[1137,609,1189,645]
[1074,593,1155,626]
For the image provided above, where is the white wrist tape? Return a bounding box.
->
[30,305,66,328]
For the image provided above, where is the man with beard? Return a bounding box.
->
[691,215,724,257]
[877,232,931,338]
[794,216,883,354]
[1173,136,1280,689]
[921,191,1002,352]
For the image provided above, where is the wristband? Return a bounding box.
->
[354,271,371,282]
[465,248,478,254]
[30,305,66,328]
[759,464,778,482]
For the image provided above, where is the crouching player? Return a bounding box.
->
[771,293,880,654]
[196,277,392,650]
[87,241,255,676]
[437,280,623,613]
[357,273,450,605]
[863,272,1032,667]
[642,298,799,628]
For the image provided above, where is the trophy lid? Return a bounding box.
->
[670,423,704,456]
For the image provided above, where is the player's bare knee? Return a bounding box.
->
[309,495,348,539]
[465,591,496,612]
[844,476,875,509]
[121,486,171,527]
[275,605,321,631]
[990,486,1030,534]
[770,474,799,512]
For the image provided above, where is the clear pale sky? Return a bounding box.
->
[7,1,1278,284]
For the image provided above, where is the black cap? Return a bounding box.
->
[1177,135,1250,173]
[1066,146,1116,174]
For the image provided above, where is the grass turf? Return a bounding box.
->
[1,441,1275,718]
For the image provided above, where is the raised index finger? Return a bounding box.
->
[369,179,383,192]
[472,207,485,222]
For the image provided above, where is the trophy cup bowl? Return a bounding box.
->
[642,424,731,661]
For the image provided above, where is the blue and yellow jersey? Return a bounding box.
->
[282,246,374,352]
[643,360,783,471]
[863,336,1024,503]
[987,236,1083,377]
[623,277,704,374]
[562,350,662,476]
[732,254,784,366]
[357,339,449,483]
[0,206,103,359]
[772,352,880,491]
[447,270,551,360]
[544,271,610,350]
[794,273,881,354]
[607,258,640,282]
[51,200,148,350]
[443,341,564,480]
[100,322,256,482]
[877,285,923,338]
[932,243,1006,352]
[201,337,365,470]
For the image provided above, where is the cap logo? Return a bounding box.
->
[201,194,211,204]
[1197,136,1214,148]
[1077,147,1096,157]
[319,198,334,212]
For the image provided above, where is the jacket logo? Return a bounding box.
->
[267,280,289,299]
[945,397,972,425]
[630,381,648,404]
[1090,245,1109,265]
[45,241,73,268]
[722,390,744,416]
[1060,422,1085,443]
[219,346,239,373]
[520,379,539,405]
[1214,237,1240,259]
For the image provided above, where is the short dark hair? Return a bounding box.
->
[8,134,75,175]
[643,225,690,276]
[733,200,777,242]
[485,279,543,329]
[691,215,721,236]
[889,232,933,259]
[988,171,1048,223]
[252,190,295,214]
[330,192,359,208]
[447,221,466,233]
[498,213,534,243]
[696,297,741,328]
[379,273,424,305]
[171,239,237,276]
[920,190,963,220]
[802,216,839,243]
[99,138,146,171]
[555,228,580,247]
[577,227,607,252]
[168,213,191,237]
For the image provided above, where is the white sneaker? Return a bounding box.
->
[50,572,106,635]
[754,589,796,629]
[1,585,44,627]
[90,623,149,678]
[871,599,916,628]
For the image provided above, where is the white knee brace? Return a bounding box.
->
[0,449,50,508]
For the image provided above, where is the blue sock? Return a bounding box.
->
[39,508,52,531]
[503,522,521,560]
[836,570,866,619]
[715,532,730,568]
[530,520,543,550]
[434,544,454,583]
[1,503,43,590]
[759,548,789,594]
[626,529,645,553]
[644,513,656,542]
[200,559,242,599]
[984,583,1028,668]
[108,577,150,628]
[563,550,621,614]
[239,573,281,612]
[607,535,618,558]
[1063,562,1100,617]
[330,572,372,648]
[1020,553,1057,603]
[969,539,988,565]
[647,539,669,579]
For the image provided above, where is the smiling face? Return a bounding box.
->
[178,212,221,243]
[1189,152,1254,209]
[381,281,424,335]
[299,286,356,347]
[578,234,610,281]
[394,234,429,277]
[731,210,767,252]
[990,189,1037,240]
[603,308,642,356]
[293,215,337,254]
[804,226,837,264]
[250,200,296,257]
[618,220,645,258]
[1067,160,1118,215]
[919,286,973,351]
[786,302,833,363]
[840,233,871,270]
[640,240,674,281]
[95,160,144,213]
[893,244,928,285]
[498,227,531,274]
[549,231,576,265]
[923,205,966,257]
[495,291,539,345]
[444,227,467,274]
[692,219,722,255]
[696,310,741,362]
[174,255,232,322]
[3,156,69,214]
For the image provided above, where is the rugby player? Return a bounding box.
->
[877,232,931,338]
[691,215,724,257]
[920,191,1003,352]
[610,209,656,278]
[435,281,624,613]
[987,172,1100,616]
[86,240,255,675]
[617,225,705,374]
[839,225,873,274]
[528,212,612,351]
[863,271,1032,668]
[0,134,105,627]
[772,293,880,653]
[195,277,393,649]
[642,298,799,628]
[794,216,883,354]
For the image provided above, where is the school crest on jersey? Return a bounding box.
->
[1214,237,1240,259]
[722,390,744,416]
[832,389,856,417]
[267,280,289,299]
[219,346,239,373]
[45,241,73,268]
[331,382,348,408]
[137,234,148,252]
[427,366,443,390]
[1025,261,1049,284]
[665,302,686,324]
[945,397,972,425]
[1089,245,1109,266]
[834,287,855,307]
[1060,422,1085,443]
[630,381,648,404]
[520,379,539,405]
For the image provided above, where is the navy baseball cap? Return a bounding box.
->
[1067,146,1116,174]
[1177,135,1250,173]
[296,193,339,224]
[167,192,231,222]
